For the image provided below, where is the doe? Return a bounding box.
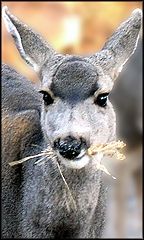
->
[2,7,142,238]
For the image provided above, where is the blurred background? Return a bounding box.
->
[2,1,142,238]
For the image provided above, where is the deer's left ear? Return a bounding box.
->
[88,9,142,81]
[2,6,57,72]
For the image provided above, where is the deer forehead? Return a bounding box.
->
[46,57,98,101]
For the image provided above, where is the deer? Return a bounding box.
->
[2,6,142,238]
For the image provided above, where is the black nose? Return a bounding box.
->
[54,136,87,160]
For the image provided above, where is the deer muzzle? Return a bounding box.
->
[54,136,87,160]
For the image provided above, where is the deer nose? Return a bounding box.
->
[54,136,87,160]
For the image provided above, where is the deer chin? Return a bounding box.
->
[58,150,103,169]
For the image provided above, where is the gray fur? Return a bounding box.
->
[2,6,142,238]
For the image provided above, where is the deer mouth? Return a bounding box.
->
[55,147,100,169]
[52,137,102,169]
[52,136,91,169]
[58,152,90,169]
[74,149,86,159]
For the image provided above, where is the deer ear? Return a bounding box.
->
[89,9,142,81]
[2,6,56,72]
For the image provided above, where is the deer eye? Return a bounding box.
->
[94,93,109,107]
[39,90,54,106]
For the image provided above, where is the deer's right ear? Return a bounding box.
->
[2,6,56,72]
[89,9,142,81]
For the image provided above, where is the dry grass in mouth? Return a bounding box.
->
[87,140,126,160]
[9,140,126,175]
[87,140,126,179]
[8,140,126,209]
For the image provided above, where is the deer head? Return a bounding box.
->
[2,6,142,169]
